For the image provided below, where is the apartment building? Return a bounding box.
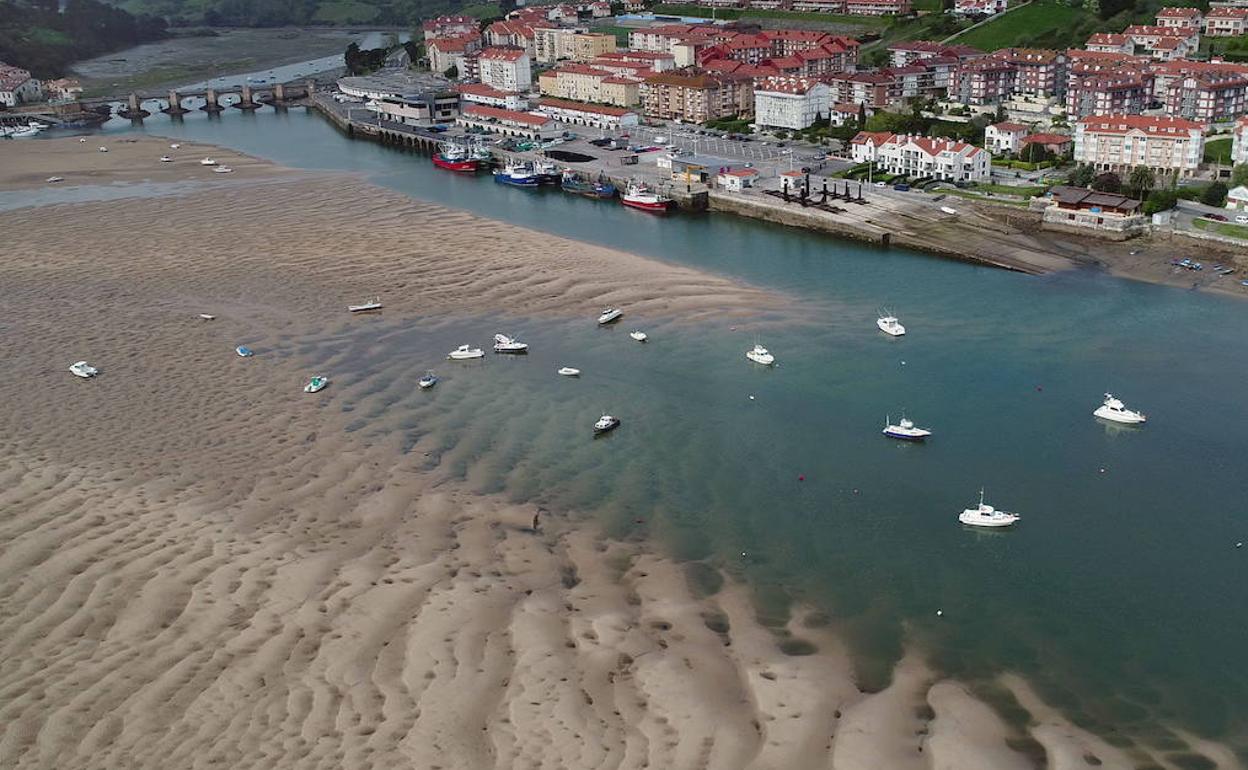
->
[1065,70,1153,118]
[753,77,831,129]
[997,48,1067,98]
[887,41,982,67]
[427,34,483,76]
[422,14,477,41]
[844,0,913,14]
[458,83,527,111]
[1162,70,1248,121]
[827,71,893,108]
[852,132,992,181]
[951,56,1016,104]
[593,50,677,72]
[1155,6,1203,32]
[538,64,640,106]
[478,47,532,92]
[532,28,617,63]
[485,20,540,57]
[1203,7,1248,36]
[1074,114,1206,177]
[640,71,754,122]
[1121,25,1199,60]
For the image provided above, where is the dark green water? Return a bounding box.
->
[92,108,1248,757]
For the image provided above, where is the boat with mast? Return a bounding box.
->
[958,489,1020,528]
[493,159,540,188]
[621,180,672,213]
[432,142,479,172]
[561,170,617,199]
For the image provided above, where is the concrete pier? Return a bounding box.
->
[234,83,259,110]
[119,92,150,120]
[162,89,189,116]
[200,88,224,113]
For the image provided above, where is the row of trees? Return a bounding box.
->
[1066,162,1246,214]
[0,0,168,76]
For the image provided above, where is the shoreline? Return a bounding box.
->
[0,137,1242,770]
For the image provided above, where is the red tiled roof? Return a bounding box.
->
[463,105,550,126]
[458,83,521,98]
[479,46,527,61]
[990,121,1028,132]
[1206,7,1248,18]
[851,130,894,146]
[1078,114,1206,134]
[538,97,635,116]
[755,76,823,94]
[1023,133,1072,145]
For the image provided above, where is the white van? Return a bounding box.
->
[1237,215,1248,224]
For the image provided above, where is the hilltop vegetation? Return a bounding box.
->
[0,0,168,76]
[109,0,506,26]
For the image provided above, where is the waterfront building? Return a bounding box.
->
[1074,114,1206,177]
[478,47,533,92]
[366,92,462,126]
[536,97,639,130]
[640,71,754,122]
[1204,6,1248,36]
[0,62,42,107]
[1156,6,1203,32]
[717,167,761,192]
[457,104,560,140]
[985,121,1028,154]
[458,83,528,111]
[753,77,831,130]
[43,77,82,101]
[422,14,478,41]
[1232,116,1248,164]
[1039,186,1145,235]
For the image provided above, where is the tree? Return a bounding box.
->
[1231,163,1248,188]
[1201,181,1228,207]
[1143,188,1178,215]
[1091,172,1121,193]
[1020,143,1051,164]
[444,65,459,79]
[1067,163,1095,187]
[857,103,867,128]
[1127,166,1155,199]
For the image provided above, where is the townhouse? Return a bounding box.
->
[1155,6,1203,33]
[852,132,992,181]
[984,121,1028,154]
[422,15,477,41]
[1203,7,1248,36]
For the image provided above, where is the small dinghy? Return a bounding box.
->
[200,157,216,166]
[170,143,181,149]
[594,414,620,435]
[418,372,438,389]
[629,330,648,342]
[159,156,172,162]
[448,344,485,360]
[304,376,329,393]
[69,361,99,378]
[235,346,253,357]
[597,307,623,325]
[46,176,64,183]
[558,367,581,376]
[494,333,529,353]
[213,166,233,174]
[199,313,215,320]
[79,137,87,143]
[97,146,108,152]
[348,298,382,313]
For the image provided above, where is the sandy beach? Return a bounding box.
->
[0,137,1237,770]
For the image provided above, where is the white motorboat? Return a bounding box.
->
[10,126,40,138]
[597,307,623,325]
[304,375,329,393]
[1093,393,1146,424]
[200,157,216,166]
[940,206,958,215]
[170,143,181,149]
[558,367,580,376]
[494,333,529,353]
[877,314,905,336]
[159,155,173,162]
[46,176,64,183]
[883,415,931,441]
[97,145,108,152]
[198,313,215,320]
[213,166,233,174]
[594,414,620,434]
[348,298,382,312]
[746,344,774,366]
[629,330,647,342]
[235,345,254,357]
[69,361,99,378]
[958,489,1020,528]
[79,137,87,143]
[448,344,485,360]
[418,372,438,389]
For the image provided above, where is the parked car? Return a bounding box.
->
[1208,214,1228,222]
[894,183,910,191]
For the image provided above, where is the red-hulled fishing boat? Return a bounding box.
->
[620,180,671,213]
[432,143,479,172]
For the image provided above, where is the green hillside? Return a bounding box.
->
[110,0,498,27]
[947,1,1095,50]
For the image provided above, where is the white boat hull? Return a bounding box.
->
[884,427,931,440]
[558,367,580,376]
[69,362,99,378]
[494,344,528,353]
[746,352,774,366]
[1093,406,1145,424]
[877,318,905,336]
[597,310,623,325]
[958,512,1019,527]
[449,349,485,360]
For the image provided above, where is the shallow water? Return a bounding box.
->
[64,108,1248,755]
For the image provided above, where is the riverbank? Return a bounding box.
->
[4,136,1222,769]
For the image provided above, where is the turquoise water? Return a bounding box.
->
[88,109,1248,756]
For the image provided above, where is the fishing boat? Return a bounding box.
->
[877,313,905,337]
[493,159,539,188]
[1093,393,1146,424]
[620,180,671,213]
[533,158,561,185]
[629,330,648,342]
[235,346,254,357]
[746,344,774,366]
[418,372,438,389]
[493,333,529,353]
[348,298,382,312]
[69,361,99,378]
[304,375,329,393]
[560,171,616,199]
[558,367,580,376]
[448,344,485,360]
[883,415,931,441]
[958,489,1020,528]
[597,307,623,325]
[432,142,479,172]
[593,414,620,434]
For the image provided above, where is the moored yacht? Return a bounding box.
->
[593,414,620,434]
[597,307,623,325]
[493,333,529,353]
[1093,393,1146,424]
[877,314,905,336]
[746,344,774,366]
[448,344,485,360]
[558,367,580,376]
[883,415,931,441]
[621,180,671,213]
[958,489,1020,528]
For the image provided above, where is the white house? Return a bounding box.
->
[1232,116,1248,165]
[478,47,532,92]
[850,130,895,163]
[859,133,993,182]
[984,121,1028,154]
[0,63,42,107]
[1225,185,1248,211]
[753,77,831,131]
[718,167,761,192]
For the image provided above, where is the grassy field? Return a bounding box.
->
[651,4,892,27]
[1204,136,1233,164]
[972,182,1047,196]
[1194,217,1248,240]
[595,24,635,46]
[937,188,1031,206]
[312,0,381,23]
[459,3,505,19]
[947,1,1095,50]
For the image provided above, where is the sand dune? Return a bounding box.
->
[0,138,1237,770]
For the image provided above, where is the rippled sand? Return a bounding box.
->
[0,139,1233,770]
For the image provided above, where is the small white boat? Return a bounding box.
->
[200,157,217,166]
[170,143,181,149]
[877,314,905,337]
[198,313,215,320]
[69,361,99,378]
[940,206,958,215]
[746,344,774,366]
[594,414,620,434]
[97,146,108,152]
[958,489,1020,528]
[448,344,485,360]
[304,375,329,393]
[212,166,233,174]
[79,137,87,143]
[46,176,64,183]
[348,298,382,312]
[10,127,40,138]
[883,415,931,441]
[159,155,172,162]
[558,367,581,376]
[1093,393,1146,424]
[493,333,529,353]
[235,345,253,357]
[597,307,623,325]
[629,330,647,342]
[418,372,438,389]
